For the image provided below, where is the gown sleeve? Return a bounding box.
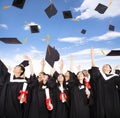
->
[0,60,9,86]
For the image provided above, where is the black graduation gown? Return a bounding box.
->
[0,60,9,95]
[52,71,70,118]
[89,67,120,118]
[0,77,28,118]
[54,87,69,118]
[70,83,90,118]
[27,77,55,118]
[115,69,120,100]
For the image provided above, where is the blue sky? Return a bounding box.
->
[0,0,120,75]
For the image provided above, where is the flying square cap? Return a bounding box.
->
[0,38,22,44]
[19,60,29,67]
[30,25,39,33]
[45,3,57,18]
[63,10,73,19]
[95,3,108,14]
[45,45,60,67]
[12,0,26,9]
[81,29,86,34]
[106,50,120,56]
[109,24,115,31]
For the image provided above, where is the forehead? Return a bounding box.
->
[14,65,21,69]
[58,74,64,77]
[44,74,49,78]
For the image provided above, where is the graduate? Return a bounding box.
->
[0,58,30,118]
[52,73,69,118]
[27,58,55,118]
[70,71,91,118]
[89,48,120,118]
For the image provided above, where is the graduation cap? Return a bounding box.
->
[30,25,39,33]
[19,60,29,67]
[63,10,73,19]
[0,38,22,44]
[95,3,108,14]
[45,4,57,18]
[109,24,115,31]
[12,0,26,9]
[81,29,86,34]
[45,45,60,67]
[106,50,120,56]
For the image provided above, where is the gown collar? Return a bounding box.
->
[100,70,118,80]
[10,74,27,82]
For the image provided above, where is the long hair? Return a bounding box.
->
[66,70,77,82]
[57,74,67,90]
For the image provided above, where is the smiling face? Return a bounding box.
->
[42,74,49,82]
[77,71,84,81]
[13,65,25,77]
[38,72,45,81]
[64,71,70,81]
[102,64,112,74]
[57,74,65,83]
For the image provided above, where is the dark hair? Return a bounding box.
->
[76,71,85,86]
[38,73,50,89]
[108,64,112,73]
[39,71,45,75]
[44,73,50,79]
[67,70,77,82]
[57,74,67,89]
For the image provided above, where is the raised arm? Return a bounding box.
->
[90,48,95,67]
[23,55,34,76]
[59,58,64,74]
[40,58,45,73]
[76,64,81,72]
[69,54,74,72]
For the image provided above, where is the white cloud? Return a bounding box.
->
[74,0,120,20]
[58,37,86,43]
[89,31,120,41]
[30,46,43,53]
[1,47,120,76]
[60,47,120,73]
[0,24,8,29]
[24,22,41,31]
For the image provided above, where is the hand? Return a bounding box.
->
[40,58,45,66]
[48,103,53,111]
[115,64,120,69]
[76,65,81,71]
[23,55,30,60]
[8,65,13,73]
[85,88,90,98]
